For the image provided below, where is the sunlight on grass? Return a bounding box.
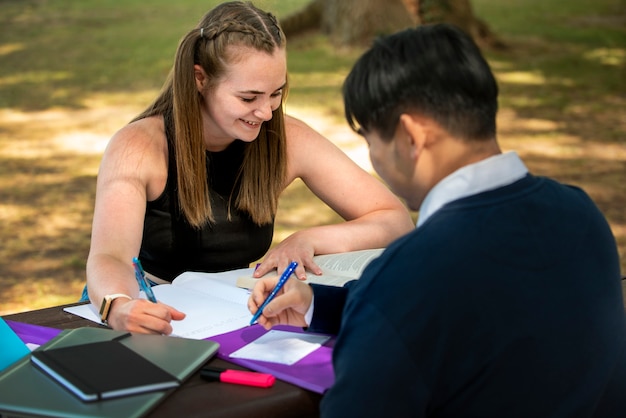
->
[289,72,348,88]
[0,43,24,56]
[583,48,625,66]
[497,71,576,88]
[0,71,72,87]
[497,71,547,85]
[81,90,160,109]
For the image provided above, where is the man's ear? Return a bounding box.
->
[194,65,207,92]
[397,113,427,160]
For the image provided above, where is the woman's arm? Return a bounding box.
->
[86,118,185,333]
[255,115,414,279]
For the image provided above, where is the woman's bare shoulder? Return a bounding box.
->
[110,116,164,145]
[103,116,166,161]
[100,116,168,183]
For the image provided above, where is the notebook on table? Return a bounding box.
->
[30,339,180,402]
[0,327,219,418]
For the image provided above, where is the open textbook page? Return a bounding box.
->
[236,248,384,290]
[64,268,255,340]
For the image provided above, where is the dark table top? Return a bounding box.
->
[4,303,322,418]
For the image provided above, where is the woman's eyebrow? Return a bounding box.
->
[238,82,287,95]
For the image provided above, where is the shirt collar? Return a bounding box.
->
[417,151,528,227]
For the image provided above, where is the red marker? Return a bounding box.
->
[200,367,275,388]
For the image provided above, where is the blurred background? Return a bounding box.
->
[0,0,624,314]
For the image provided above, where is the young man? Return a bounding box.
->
[248,24,626,417]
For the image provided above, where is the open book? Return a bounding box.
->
[236,248,384,290]
[64,269,255,340]
[64,248,384,340]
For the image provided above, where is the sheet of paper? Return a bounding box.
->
[229,330,330,365]
[64,303,99,322]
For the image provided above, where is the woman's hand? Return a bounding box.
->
[107,298,186,335]
[253,232,323,280]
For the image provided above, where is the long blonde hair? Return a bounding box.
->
[133,1,288,228]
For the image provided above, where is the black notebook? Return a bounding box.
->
[31,339,180,402]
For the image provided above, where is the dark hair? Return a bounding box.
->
[343,23,498,141]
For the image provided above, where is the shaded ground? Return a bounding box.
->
[0,36,624,315]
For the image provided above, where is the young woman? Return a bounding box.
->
[86,1,413,334]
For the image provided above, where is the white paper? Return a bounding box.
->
[229,330,330,365]
[64,303,100,322]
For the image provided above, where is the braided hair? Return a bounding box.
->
[135,1,287,227]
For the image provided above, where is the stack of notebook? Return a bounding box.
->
[0,327,219,418]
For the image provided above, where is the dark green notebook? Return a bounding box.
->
[0,327,219,418]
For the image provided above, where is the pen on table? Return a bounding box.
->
[200,367,275,388]
[132,257,157,303]
[249,261,298,326]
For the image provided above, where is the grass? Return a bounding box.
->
[0,0,624,315]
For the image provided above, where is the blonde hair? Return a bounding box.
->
[134,1,287,228]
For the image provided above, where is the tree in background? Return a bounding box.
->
[281,0,506,49]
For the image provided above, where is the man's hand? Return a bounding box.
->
[248,275,313,330]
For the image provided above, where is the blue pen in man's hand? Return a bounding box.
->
[132,257,157,303]
[250,261,298,326]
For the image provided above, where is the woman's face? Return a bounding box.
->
[200,45,287,151]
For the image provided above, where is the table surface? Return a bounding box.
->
[4,303,322,418]
[7,280,625,417]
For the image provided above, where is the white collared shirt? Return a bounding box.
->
[417,151,528,227]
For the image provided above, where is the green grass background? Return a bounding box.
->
[0,0,624,313]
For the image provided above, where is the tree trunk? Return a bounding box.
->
[321,0,416,46]
[279,0,325,37]
[416,0,506,49]
[280,0,505,49]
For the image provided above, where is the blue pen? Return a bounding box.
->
[250,261,298,325]
[132,257,157,303]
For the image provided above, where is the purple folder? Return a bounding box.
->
[6,321,62,346]
[211,324,335,394]
[7,321,335,394]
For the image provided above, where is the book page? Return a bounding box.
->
[236,272,355,290]
[236,248,384,290]
[313,248,383,277]
[152,285,251,340]
[171,269,253,304]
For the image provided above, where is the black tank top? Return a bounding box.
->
[139,112,274,281]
